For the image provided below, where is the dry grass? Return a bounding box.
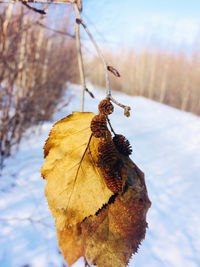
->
[0,4,78,169]
[87,47,200,116]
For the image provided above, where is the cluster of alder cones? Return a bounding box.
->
[90,99,132,193]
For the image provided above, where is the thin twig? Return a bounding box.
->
[0,216,54,229]
[73,10,111,97]
[73,2,86,112]
[22,1,46,14]
[84,256,91,267]
[55,95,74,112]
[107,117,116,135]
[81,21,111,96]
[36,22,75,38]
[8,16,45,51]
[71,8,131,116]
[108,96,131,117]
[77,0,82,11]
[36,22,100,59]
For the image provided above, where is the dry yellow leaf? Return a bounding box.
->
[41,112,113,230]
[41,108,151,267]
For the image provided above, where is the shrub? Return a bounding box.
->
[0,5,78,169]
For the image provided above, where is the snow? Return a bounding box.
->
[0,84,200,267]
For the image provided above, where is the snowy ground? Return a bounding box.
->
[0,85,200,267]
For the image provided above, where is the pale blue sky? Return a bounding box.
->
[80,0,200,51]
[18,0,200,52]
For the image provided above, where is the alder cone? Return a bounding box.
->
[113,134,132,156]
[90,114,107,138]
[103,170,122,193]
[98,140,118,167]
[98,140,123,193]
[98,99,114,115]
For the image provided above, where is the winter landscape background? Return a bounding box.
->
[1,1,200,266]
[0,85,200,267]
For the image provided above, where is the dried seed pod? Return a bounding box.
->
[98,99,114,115]
[98,140,118,167]
[113,134,132,156]
[103,170,122,193]
[90,114,107,138]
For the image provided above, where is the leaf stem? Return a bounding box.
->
[107,117,116,135]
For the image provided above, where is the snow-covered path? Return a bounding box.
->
[0,86,200,267]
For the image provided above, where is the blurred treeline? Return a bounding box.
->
[1,3,200,170]
[0,4,78,169]
[87,47,200,116]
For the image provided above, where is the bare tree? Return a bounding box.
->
[0,5,78,170]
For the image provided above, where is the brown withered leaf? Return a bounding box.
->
[81,160,151,267]
[41,112,113,230]
[57,224,84,266]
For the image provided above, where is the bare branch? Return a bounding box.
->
[72,10,131,116]
[4,0,131,117]
[76,0,82,11]
[22,1,46,14]
[36,22,75,38]
[107,117,116,135]
[73,2,86,112]
[75,15,111,97]
[108,96,131,117]
[84,256,91,267]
